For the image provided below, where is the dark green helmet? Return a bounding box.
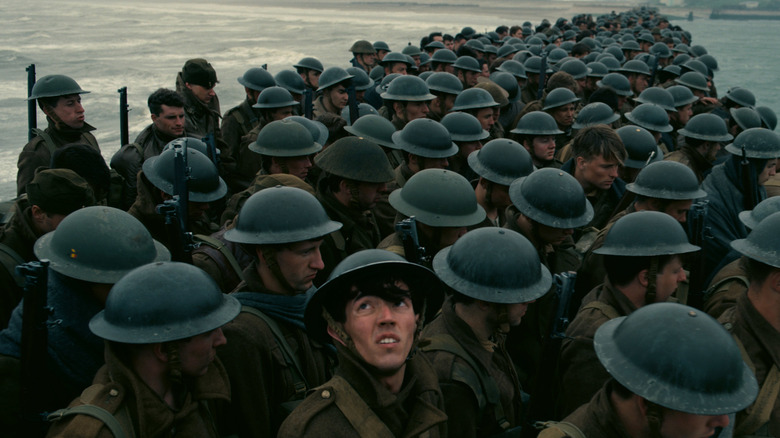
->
[594,211,700,257]
[341,103,379,125]
[542,88,580,111]
[392,119,458,158]
[34,206,170,283]
[586,61,609,78]
[274,70,305,95]
[603,46,625,63]
[490,72,521,102]
[572,102,620,129]
[626,161,707,200]
[316,67,354,91]
[634,87,677,112]
[724,87,756,109]
[597,56,621,72]
[739,197,780,230]
[350,40,377,54]
[619,59,651,76]
[28,74,90,100]
[650,42,672,58]
[756,106,778,131]
[251,119,322,157]
[373,41,391,52]
[238,67,275,92]
[596,73,633,97]
[225,186,342,245]
[511,111,564,136]
[441,112,489,143]
[509,168,594,229]
[679,113,733,142]
[252,86,297,109]
[467,139,534,185]
[89,262,240,343]
[497,44,521,59]
[547,48,569,65]
[512,50,533,65]
[433,228,552,303]
[376,73,401,94]
[558,59,588,80]
[730,107,763,131]
[451,88,498,111]
[673,54,692,66]
[453,56,482,73]
[724,127,780,159]
[343,114,398,149]
[379,52,413,67]
[622,40,641,51]
[431,49,457,64]
[426,72,463,96]
[474,82,509,107]
[594,302,758,415]
[524,56,553,74]
[293,57,324,73]
[314,137,394,183]
[285,115,329,145]
[674,71,709,92]
[616,125,663,169]
[625,103,673,133]
[496,60,528,79]
[389,169,486,227]
[425,41,446,51]
[402,44,422,56]
[681,59,709,77]
[380,75,435,102]
[698,53,719,72]
[143,147,227,203]
[305,249,443,344]
[464,39,485,53]
[345,67,374,91]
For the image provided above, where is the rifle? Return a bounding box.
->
[686,200,711,309]
[550,271,577,339]
[18,260,51,436]
[395,217,429,265]
[201,132,220,168]
[537,53,548,101]
[118,86,129,146]
[346,82,359,125]
[155,144,197,263]
[26,64,36,141]
[303,89,314,120]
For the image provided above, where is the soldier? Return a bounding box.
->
[312,67,354,118]
[624,103,673,148]
[442,112,490,181]
[430,49,457,74]
[617,59,652,97]
[557,211,700,416]
[379,52,413,76]
[110,88,187,209]
[701,128,780,280]
[539,302,758,438]
[665,85,699,151]
[0,207,169,434]
[378,169,485,267]
[615,125,663,183]
[278,249,447,437]
[373,41,392,61]
[426,72,463,122]
[217,187,342,437]
[664,113,733,183]
[421,227,552,437]
[453,56,482,89]
[596,73,634,114]
[0,169,94,329]
[293,57,324,91]
[521,56,551,104]
[380,75,435,130]
[349,40,378,72]
[468,139,534,228]
[46,262,240,437]
[18,74,99,196]
[220,67,276,173]
[474,81,509,141]
[275,70,306,104]
[314,137,394,283]
[451,88,500,138]
[542,88,581,152]
[511,111,564,168]
[128,143,227,254]
[175,59,221,140]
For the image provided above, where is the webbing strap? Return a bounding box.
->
[0,243,25,287]
[47,405,128,438]
[194,234,245,283]
[329,375,396,438]
[580,300,621,320]
[31,128,56,155]
[732,336,780,436]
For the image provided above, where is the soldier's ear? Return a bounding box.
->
[326,325,347,346]
[153,343,168,363]
[637,269,649,288]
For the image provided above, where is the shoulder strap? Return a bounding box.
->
[536,421,587,438]
[330,229,346,252]
[421,333,511,431]
[47,405,129,438]
[708,275,750,296]
[194,234,246,284]
[240,306,308,397]
[580,300,621,320]
[328,375,396,438]
[731,335,780,436]
[0,243,26,288]
[31,128,56,155]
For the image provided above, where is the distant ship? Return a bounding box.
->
[710,6,780,20]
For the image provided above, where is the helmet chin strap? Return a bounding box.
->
[644,257,659,306]
[645,401,664,438]
[261,247,296,295]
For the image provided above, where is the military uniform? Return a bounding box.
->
[719,293,780,437]
[312,95,337,119]
[0,197,40,328]
[221,97,261,170]
[176,72,222,140]
[373,163,413,239]
[704,256,748,319]
[557,279,636,417]
[420,297,523,438]
[538,381,632,438]
[218,263,333,438]
[277,343,448,438]
[230,121,267,191]
[560,159,626,243]
[46,342,230,438]
[191,226,253,293]
[664,142,713,183]
[16,119,99,196]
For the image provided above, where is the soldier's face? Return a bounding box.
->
[457,141,482,159]
[51,94,85,129]
[388,63,408,75]
[303,70,320,89]
[660,199,693,224]
[550,103,576,129]
[151,104,185,138]
[527,135,556,162]
[403,101,430,121]
[176,327,227,377]
[377,50,390,61]
[461,71,480,88]
[187,83,216,104]
[577,155,620,191]
[536,223,573,246]
[673,103,693,125]
[653,255,686,303]
[657,407,729,438]
[340,281,419,375]
[474,108,495,131]
[275,240,325,292]
[758,159,778,185]
[270,106,294,121]
[506,301,534,326]
[353,181,387,209]
[274,155,313,180]
[327,86,349,110]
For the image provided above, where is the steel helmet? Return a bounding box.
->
[467,139,534,185]
[756,106,778,131]
[730,107,763,131]
[596,73,633,96]
[238,67,276,92]
[285,115,329,145]
[723,87,756,108]
[496,60,528,79]
[343,114,398,149]
[733,211,780,268]
[509,168,594,229]
[314,137,394,183]
[724,127,780,159]
[426,72,464,96]
[586,61,609,78]
[373,41,391,52]
[738,197,780,230]
[431,49,457,64]
[433,228,552,304]
[678,114,733,142]
[401,44,422,57]
[453,56,482,73]
[674,71,709,92]
[34,206,170,283]
[490,72,521,102]
[634,87,677,112]
[594,211,700,257]
[389,169,486,227]
[274,70,305,95]
[250,119,323,157]
[558,59,589,80]
[293,57,324,73]
[451,88,498,111]
[89,262,240,343]
[626,161,707,200]
[392,118,458,158]
[594,302,758,415]
[345,67,374,91]
[572,102,621,129]
[441,112,489,143]
[143,147,227,203]
[350,40,377,54]
[252,86,298,109]
[341,102,379,125]
[511,111,564,136]
[624,103,673,133]
[316,67,354,91]
[379,52,413,67]
[225,186,342,245]
[380,75,435,101]
[542,88,580,111]
[617,125,663,168]
[28,74,90,100]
